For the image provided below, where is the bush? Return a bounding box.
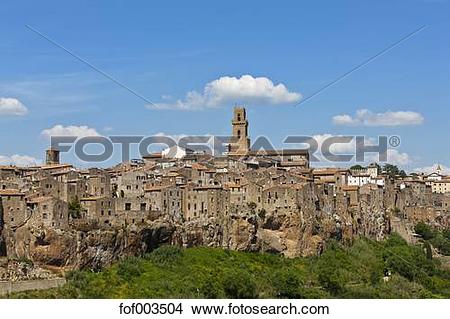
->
[315,245,352,294]
[222,269,258,298]
[272,269,305,298]
[147,245,183,266]
[430,234,450,256]
[415,222,435,240]
[117,257,144,281]
[442,228,450,241]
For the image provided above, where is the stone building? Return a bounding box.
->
[27,196,69,229]
[184,185,228,220]
[83,168,111,197]
[228,106,251,156]
[0,189,27,230]
[431,178,450,194]
[144,184,183,219]
[45,148,60,165]
[80,196,115,225]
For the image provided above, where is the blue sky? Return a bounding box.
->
[0,0,449,172]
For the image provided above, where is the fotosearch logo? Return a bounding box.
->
[50,134,401,163]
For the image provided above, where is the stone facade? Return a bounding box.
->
[0,107,448,270]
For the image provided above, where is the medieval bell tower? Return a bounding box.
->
[228,106,250,156]
[45,148,60,165]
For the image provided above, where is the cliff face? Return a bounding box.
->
[4,221,175,271]
[2,183,447,271]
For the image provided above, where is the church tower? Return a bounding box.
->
[45,148,60,165]
[228,106,250,156]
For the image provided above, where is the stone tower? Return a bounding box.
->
[45,148,60,165]
[228,106,250,156]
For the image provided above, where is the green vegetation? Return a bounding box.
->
[414,222,450,256]
[8,234,450,299]
[68,198,82,219]
[350,163,405,178]
[383,163,406,178]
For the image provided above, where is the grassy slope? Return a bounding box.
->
[9,234,450,299]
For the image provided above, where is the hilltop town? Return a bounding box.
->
[0,107,449,279]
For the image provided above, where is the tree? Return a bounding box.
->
[222,269,258,298]
[414,222,435,240]
[443,228,450,241]
[383,164,406,178]
[350,164,364,170]
[68,198,82,219]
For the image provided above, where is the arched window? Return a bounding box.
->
[237,129,241,138]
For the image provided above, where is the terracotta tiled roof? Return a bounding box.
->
[342,185,359,191]
[40,164,73,170]
[0,189,24,196]
[191,163,208,171]
[313,168,347,176]
[80,196,107,201]
[27,196,53,203]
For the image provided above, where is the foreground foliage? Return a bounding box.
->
[10,234,450,298]
[414,222,450,256]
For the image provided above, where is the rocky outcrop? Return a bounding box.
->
[4,221,175,271]
[1,182,448,271]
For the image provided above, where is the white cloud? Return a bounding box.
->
[0,154,40,166]
[333,109,424,126]
[294,133,411,167]
[413,164,450,175]
[147,75,301,110]
[41,125,100,139]
[384,149,411,166]
[0,98,28,116]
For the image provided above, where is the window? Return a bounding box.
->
[140,203,146,211]
[43,213,48,219]
[125,203,131,211]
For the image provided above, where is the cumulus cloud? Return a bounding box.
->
[147,75,301,110]
[383,149,411,166]
[0,154,40,166]
[333,109,424,126]
[41,125,100,139]
[0,98,28,116]
[294,133,411,167]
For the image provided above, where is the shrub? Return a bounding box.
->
[415,222,435,240]
[272,269,305,298]
[117,257,144,281]
[147,245,183,266]
[222,269,258,298]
